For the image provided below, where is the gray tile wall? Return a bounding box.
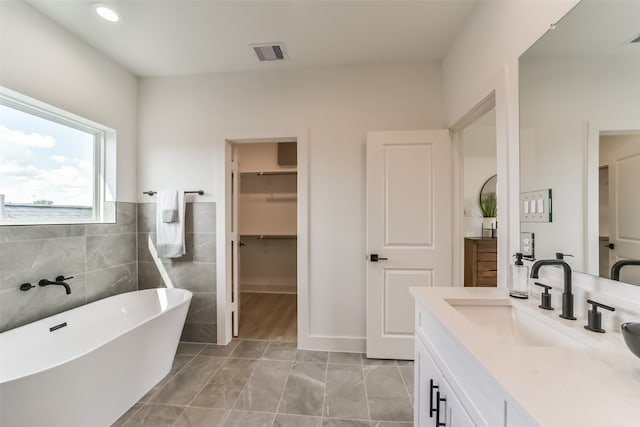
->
[0,202,138,332]
[137,202,217,343]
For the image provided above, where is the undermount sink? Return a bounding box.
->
[446,299,600,348]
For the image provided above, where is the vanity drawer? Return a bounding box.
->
[477,252,497,262]
[477,262,497,275]
[476,277,497,287]
[476,242,496,253]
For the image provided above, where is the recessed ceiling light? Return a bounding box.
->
[94,4,120,23]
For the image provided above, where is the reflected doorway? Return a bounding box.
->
[599,133,640,285]
[461,108,498,287]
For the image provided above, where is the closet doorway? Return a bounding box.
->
[231,141,298,342]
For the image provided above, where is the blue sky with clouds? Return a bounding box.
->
[0,104,94,206]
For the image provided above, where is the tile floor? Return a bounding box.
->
[112,340,414,427]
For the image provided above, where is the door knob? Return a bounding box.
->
[607,243,615,250]
[369,254,388,262]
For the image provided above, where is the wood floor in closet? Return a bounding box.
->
[238,292,297,342]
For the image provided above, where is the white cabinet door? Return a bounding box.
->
[416,337,475,427]
[505,400,538,427]
[416,338,442,427]
[366,130,453,359]
[440,377,476,427]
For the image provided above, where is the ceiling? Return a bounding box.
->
[27,0,477,78]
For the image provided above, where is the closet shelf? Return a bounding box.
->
[240,234,297,240]
[240,170,297,176]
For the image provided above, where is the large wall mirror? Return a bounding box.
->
[519,0,640,285]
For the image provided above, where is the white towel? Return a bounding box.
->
[156,190,186,258]
[161,191,178,223]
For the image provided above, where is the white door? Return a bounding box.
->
[366,130,453,359]
[231,155,240,336]
[608,143,640,285]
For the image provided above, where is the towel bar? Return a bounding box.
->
[143,190,204,196]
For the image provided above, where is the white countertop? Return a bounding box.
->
[411,287,640,427]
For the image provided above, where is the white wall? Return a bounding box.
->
[0,1,138,202]
[519,56,640,271]
[239,238,297,293]
[138,63,444,346]
[444,0,640,315]
[442,0,577,126]
[443,0,577,287]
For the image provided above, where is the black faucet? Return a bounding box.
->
[38,275,73,295]
[610,259,640,282]
[530,258,575,320]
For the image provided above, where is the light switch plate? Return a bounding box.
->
[521,189,552,222]
[520,232,535,259]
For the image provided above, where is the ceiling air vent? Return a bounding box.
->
[251,43,287,61]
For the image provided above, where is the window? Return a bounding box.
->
[0,87,116,224]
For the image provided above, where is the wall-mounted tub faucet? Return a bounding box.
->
[610,259,640,282]
[530,258,575,320]
[38,276,73,295]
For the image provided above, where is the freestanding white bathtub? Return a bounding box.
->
[0,288,192,427]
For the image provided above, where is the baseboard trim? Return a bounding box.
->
[298,334,366,353]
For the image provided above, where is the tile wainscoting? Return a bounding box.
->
[0,202,138,332]
[0,201,217,343]
[137,202,217,343]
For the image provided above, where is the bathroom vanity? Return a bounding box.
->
[411,287,640,427]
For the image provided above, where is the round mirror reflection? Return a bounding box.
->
[479,175,497,215]
[479,174,497,237]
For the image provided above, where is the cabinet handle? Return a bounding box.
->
[436,390,446,427]
[429,379,439,418]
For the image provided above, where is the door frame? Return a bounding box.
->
[450,94,496,287]
[449,67,517,288]
[215,127,310,346]
[585,121,640,276]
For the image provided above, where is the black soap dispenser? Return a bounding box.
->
[509,252,529,299]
